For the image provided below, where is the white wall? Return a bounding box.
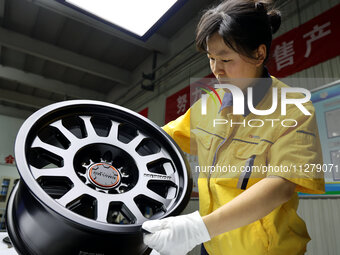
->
[0,114,24,179]
[299,198,340,255]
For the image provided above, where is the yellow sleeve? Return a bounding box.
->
[162,108,194,154]
[267,104,325,194]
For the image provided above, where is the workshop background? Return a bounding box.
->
[0,0,339,254]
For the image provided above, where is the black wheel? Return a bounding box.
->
[6,100,192,255]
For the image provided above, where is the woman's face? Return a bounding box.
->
[206,32,264,90]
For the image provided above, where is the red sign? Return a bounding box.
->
[267,3,340,77]
[164,74,216,124]
[165,86,190,124]
[138,107,148,118]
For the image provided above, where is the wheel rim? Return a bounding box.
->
[14,100,192,233]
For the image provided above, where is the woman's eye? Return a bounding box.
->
[208,57,230,62]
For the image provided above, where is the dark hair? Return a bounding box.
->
[196,0,281,63]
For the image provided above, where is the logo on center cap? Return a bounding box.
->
[89,163,120,188]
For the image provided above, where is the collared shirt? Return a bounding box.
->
[163,75,324,255]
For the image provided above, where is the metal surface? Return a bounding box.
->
[6,100,192,255]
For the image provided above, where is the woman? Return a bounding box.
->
[142,1,325,254]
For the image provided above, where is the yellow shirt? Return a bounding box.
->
[163,77,325,255]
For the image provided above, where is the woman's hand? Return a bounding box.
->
[142,211,210,255]
[142,176,296,254]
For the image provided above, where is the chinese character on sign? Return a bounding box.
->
[273,41,295,71]
[5,155,15,164]
[191,88,202,103]
[177,94,187,114]
[303,22,331,58]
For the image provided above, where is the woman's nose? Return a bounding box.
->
[213,60,225,76]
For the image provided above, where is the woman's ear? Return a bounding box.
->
[255,44,267,66]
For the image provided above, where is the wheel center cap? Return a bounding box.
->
[88,163,120,188]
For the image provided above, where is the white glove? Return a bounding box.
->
[142,211,211,255]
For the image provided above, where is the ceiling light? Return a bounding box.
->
[63,0,180,37]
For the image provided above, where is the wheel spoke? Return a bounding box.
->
[49,120,79,144]
[107,120,120,140]
[163,162,175,175]
[96,197,110,223]
[142,172,176,184]
[56,188,84,207]
[31,166,69,179]
[143,189,169,206]
[139,151,168,165]
[79,116,97,138]
[31,137,67,158]
[139,162,177,186]
[124,199,146,224]
[129,132,146,149]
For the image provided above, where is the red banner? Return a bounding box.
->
[165,86,190,124]
[165,74,215,124]
[267,3,340,77]
[138,107,148,118]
